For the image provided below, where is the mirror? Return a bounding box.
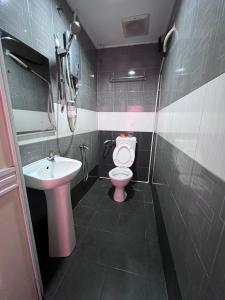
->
[0,30,55,135]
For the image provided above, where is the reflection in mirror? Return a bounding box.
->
[0,30,55,135]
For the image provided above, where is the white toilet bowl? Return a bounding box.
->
[109,136,136,202]
[109,167,133,202]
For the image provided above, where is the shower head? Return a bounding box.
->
[66,10,81,52]
[70,20,81,35]
[71,9,81,35]
[66,20,81,52]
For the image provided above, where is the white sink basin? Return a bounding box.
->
[23,156,82,258]
[23,156,82,190]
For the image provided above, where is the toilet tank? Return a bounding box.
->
[116,136,137,152]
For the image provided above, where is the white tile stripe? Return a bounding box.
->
[18,104,154,145]
[98,112,155,132]
[157,72,225,182]
[13,109,52,133]
[55,104,98,139]
[18,105,98,145]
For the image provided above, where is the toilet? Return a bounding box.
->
[109,136,136,202]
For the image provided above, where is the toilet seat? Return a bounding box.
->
[109,136,136,202]
[113,143,135,168]
[109,167,133,181]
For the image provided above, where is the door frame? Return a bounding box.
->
[0,43,43,298]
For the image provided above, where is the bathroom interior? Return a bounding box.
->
[0,0,225,299]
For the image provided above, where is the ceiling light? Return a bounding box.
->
[128,70,136,76]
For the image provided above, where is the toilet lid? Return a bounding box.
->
[113,143,135,167]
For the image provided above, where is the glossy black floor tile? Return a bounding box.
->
[117,213,147,239]
[44,255,76,300]
[77,180,109,209]
[98,191,119,210]
[75,225,88,246]
[143,184,153,203]
[45,179,168,300]
[73,205,96,227]
[53,258,107,300]
[116,195,145,214]
[71,176,98,209]
[145,271,168,300]
[101,268,147,300]
[144,203,159,242]
[89,208,120,232]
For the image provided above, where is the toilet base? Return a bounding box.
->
[114,188,127,202]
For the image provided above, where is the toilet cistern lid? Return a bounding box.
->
[113,143,135,168]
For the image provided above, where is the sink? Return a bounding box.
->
[23,157,82,258]
[23,156,82,190]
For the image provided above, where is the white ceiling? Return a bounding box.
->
[67,0,176,48]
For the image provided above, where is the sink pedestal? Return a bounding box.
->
[45,183,75,257]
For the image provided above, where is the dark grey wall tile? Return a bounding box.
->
[97,44,162,112]
[97,92,114,111]
[154,1,225,298]
[134,150,150,168]
[207,226,225,299]
[0,0,32,46]
[160,0,225,109]
[154,135,225,299]
[0,0,97,112]
[3,50,49,112]
[29,0,54,58]
[133,167,149,182]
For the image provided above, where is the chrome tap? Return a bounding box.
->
[79,144,89,150]
[48,150,55,161]
[104,139,115,145]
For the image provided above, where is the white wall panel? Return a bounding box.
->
[55,104,98,138]
[19,105,98,145]
[98,112,155,132]
[157,72,225,182]
[13,109,52,133]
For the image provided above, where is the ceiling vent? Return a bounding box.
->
[122,14,150,38]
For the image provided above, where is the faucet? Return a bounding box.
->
[79,144,89,150]
[104,139,115,145]
[48,150,55,161]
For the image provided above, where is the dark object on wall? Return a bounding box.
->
[158,36,163,53]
